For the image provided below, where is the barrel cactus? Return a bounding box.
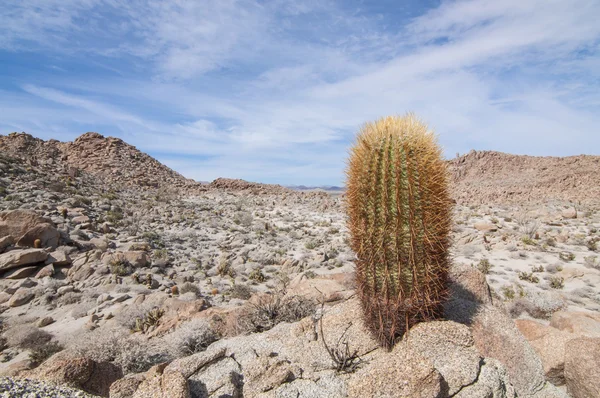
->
[346,114,452,349]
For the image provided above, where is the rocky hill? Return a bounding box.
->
[449,150,600,205]
[0,132,202,191]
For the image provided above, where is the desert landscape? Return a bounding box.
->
[0,131,597,397]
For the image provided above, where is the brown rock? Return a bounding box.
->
[474,222,498,232]
[550,311,600,337]
[3,265,41,279]
[472,306,545,396]
[0,235,14,253]
[17,223,60,249]
[46,250,72,266]
[0,210,53,240]
[35,264,55,279]
[109,374,146,398]
[123,251,150,268]
[30,351,123,397]
[516,319,573,386]
[347,346,442,398]
[243,356,297,397]
[0,248,48,272]
[7,288,34,307]
[37,316,55,327]
[564,337,600,398]
[131,363,190,398]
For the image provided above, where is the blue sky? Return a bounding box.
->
[1,0,599,185]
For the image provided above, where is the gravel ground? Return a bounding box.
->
[0,377,96,398]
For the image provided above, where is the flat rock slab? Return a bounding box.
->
[0,249,48,273]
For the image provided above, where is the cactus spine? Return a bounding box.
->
[346,114,452,349]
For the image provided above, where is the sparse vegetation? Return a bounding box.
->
[559,252,576,262]
[477,258,493,274]
[549,276,565,289]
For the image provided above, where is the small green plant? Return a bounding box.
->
[501,286,516,300]
[249,269,266,283]
[559,252,576,262]
[477,258,493,274]
[303,270,317,279]
[106,210,124,223]
[304,240,319,250]
[110,259,132,276]
[141,231,164,249]
[549,276,565,289]
[521,236,536,246]
[217,254,235,277]
[518,271,539,283]
[153,248,169,260]
[532,265,545,273]
[131,308,164,333]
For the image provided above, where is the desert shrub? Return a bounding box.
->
[179,282,201,297]
[587,237,599,252]
[29,341,64,367]
[549,276,565,289]
[141,231,165,249]
[233,211,253,227]
[71,302,96,319]
[56,292,83,306]
[131,308,164,333]
[477,259,493,274]
[217,254,235,277]
[518,272,539,284]
[4,325,52,350]
[545,237,557,247]
[153,248,169,260]
[501,286,516,300]
[110,259,132,276]
[106,210,124,224]
[70,328,169,374]
[531,265,545,273]
[521,236,536,246]
[167,319,219,357]
[236,294,315,334]
[304,240,319,250]
[229,284,254,300]
[545,263,563,273]
[249,268,266,283]
[559,252,575,262]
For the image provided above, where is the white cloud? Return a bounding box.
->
[1,0,600,185]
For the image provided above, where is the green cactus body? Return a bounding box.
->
[346,114,452,349]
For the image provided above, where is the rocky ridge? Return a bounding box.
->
[450,150,600,205]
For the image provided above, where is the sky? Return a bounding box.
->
[1,0,599,186]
